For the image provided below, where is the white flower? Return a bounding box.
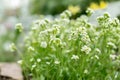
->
[15,23,23,32]
[31,63,36,70]
[30,58,34,62]
[95,55,99,60]
[71,55,79,60]
[110,54,116,60]
[84,69,88,74]
[28,46,35,51]
[9,43,16,52]
[17,60,23,64]
[54,60,60,64]
[53,38,62,45]
[107,42,117,49]
[91,56,94,60]
[32,64,36,68]
[46,62,50,65]
[81,45,91,54]
[37,58,41,63]
[95,48,101,54]
[40,41,47,48]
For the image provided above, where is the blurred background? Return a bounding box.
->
[0,0,120,62]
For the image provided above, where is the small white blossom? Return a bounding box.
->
[86,8,94,16]
[95,55,99,60]
[46,62,50,65]
[40,41,47,48]
[17,60,23,64]
[91,56,94,60]
[107,42,117,49]
[37,58,41,63]
[84,69,88,74]
[54,60,60,64]
[28,46,35,51]
[81,45,91,54]
[31,63,36,70]
[15,23,24,32]
[71,55,79,60]
[9,43,16,52]
[95,48,101,54]
[110,54,116,60]
[30,58,34,62]
[81,35,91,43]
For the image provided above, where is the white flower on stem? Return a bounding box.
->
[28,46,35,51]
[110,54,116,60]
[71,55,79,60]
[54,60,60,64]
[9,43,16,52]
[95,48,101,54]
[31,63,36,70]
[30,58,34,62]
[107,42,117,49]
[15,23,23,32]
[37,58,41,63]
[95,55,99,60]
[84,69,88,74]
[17,60,23,65]
[46,62,50,65]
[40,41,47,48]
[81,45,91,54]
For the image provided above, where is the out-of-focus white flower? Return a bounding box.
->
[46,62,50,65]
[84,69,88,74]
[15,23,23,32]
[60,10,72,18]
[95,55,99,60]
[17,60,23,64]
[28,46,35,51]
[31,63,37,70]
[110,54,116,60]
[71,55,79,60]
[107,42,117,49]
[9,43,16,52]
[95,48,101,54]
[40,41,47,48]
[30,58,34,62]
[54,60,60,64]
[37,58,41,63]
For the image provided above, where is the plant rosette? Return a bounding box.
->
[16,10,120,80]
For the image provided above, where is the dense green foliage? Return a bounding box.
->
[16,10,120,80]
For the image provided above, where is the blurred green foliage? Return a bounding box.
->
[0,29,21,62]
[29,0,119,15]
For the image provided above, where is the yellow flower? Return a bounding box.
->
[68,5,80,15]
[89,2,99,10]
[100,1,107,9]
[89,1,107,10]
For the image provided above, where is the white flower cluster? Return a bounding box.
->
[71,55,79,60]
[20,11,120,79]
[81,45,91,54]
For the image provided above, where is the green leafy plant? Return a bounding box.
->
[17,10,120,80]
